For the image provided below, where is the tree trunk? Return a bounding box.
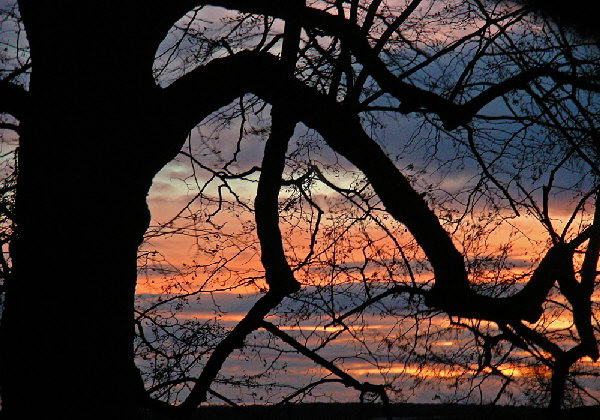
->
[0,4,177,417]
[548,357,570,415]
[0,84,156,419]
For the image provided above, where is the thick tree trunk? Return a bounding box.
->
[548,362,568,414]
[547,353,578,416]
[0,85,157,418]
[0,4,177,417]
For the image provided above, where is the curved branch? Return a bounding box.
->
[173,17,304,415]
[255,108,301,294]
[167,50,469,292]
[254,9,302,293]
[192,1,565,130]
[164,50,573,324]
[164,2,599,134]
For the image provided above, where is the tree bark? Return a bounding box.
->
[0,3,181,418]
[3,107,142,420]
[0,78,157,419]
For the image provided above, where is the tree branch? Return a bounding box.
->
[164,50,574,324]
[192,1,561,129]
[254,6,302,294]
[260,320,390,403]
[176,291,289,416]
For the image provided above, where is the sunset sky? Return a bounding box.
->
[1,0,599,410]
[134,103,600,405]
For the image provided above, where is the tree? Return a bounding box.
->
[0,1,598,419]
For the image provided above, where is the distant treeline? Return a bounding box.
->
[191,402,600,420]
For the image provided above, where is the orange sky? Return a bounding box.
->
[133,147,599,406]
